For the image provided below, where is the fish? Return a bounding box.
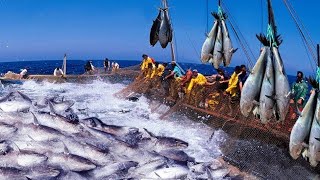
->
[0,141,12,155]
[0,150,48,168]
[211,23,223,69]
[60,137,112,166]
[150,9,162,46]
[0,112,34,125]
[25,166,61,180]
[158,8,173,48]
[0,122,18,138]
[31,112,82,134]
[308,101,320,167]
[221,19,237,66]
[272,47,290,122]
[207,168,230,180]
[47,152,96,172]
[88,161,138,179]
[16,122,64,142]
[0,167,27,180]
[259,50,275,124]
[146,166,189,179]
[201,18,219,63]
[48,99,75,114]
[240,47,268,117]
[158,149,195,163]
[0,91,32,113]
[289,91,316,159]
[128,158,167,178]
[141,128,188,150]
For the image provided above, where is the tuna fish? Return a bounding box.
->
[240,47,268,117]
[211,23,223,69]
[150,10,162,46]
[158,8,173,48]
[0,150,48,168]
[0,91,32,113]
[259,51,275,124]
[201,18,219,63]
[272,47,290,122]
[221,19,237,66]
[289,91,316,159]
[308,101,320,167]
[88,161,138,179]
[146,166,189,179]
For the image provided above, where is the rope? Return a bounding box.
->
[205,0,209,34]
[221,1,255,69]
[283,0,317,65]
[260,0,264,48]
[218,6,225,20]
[266,24,277,47]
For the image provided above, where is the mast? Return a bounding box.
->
[62,54,67,75]
[161,0,175,63]
[161,0,185,74]
[317,44,320,67]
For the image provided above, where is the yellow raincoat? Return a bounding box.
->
[225,72,239,97]
[187,73,207,93]
[140,57,153,71]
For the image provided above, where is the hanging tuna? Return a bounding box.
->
[200,7,237,69]
[158,8,173,48]
[150,9,162,46]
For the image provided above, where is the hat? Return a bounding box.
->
[142,54,148,58]
[192,69,198,72]
[171,61,176,64]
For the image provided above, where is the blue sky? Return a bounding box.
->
[0,0,318,75]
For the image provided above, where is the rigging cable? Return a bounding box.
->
[283,0,317,65]
[286,0,316,49]
[221,1,255,68]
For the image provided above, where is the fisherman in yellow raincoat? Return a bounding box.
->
[224,66,242,97]
[150,62,165,79]
[140,54,154,77]
[186,70,215,106]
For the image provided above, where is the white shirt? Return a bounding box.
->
[114,63,119,69]
[20,69,27,76]
[90,63,95,71]
[53,68,64,76]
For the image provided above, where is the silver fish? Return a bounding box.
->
[146,166,189,179]
[158,8,173,48]
[0,150,47,168]
[88,161,138,179]
[308,101,320,167]
[289,91,316,159]
[259,50,275,124]
[221,19,237,66]
[272,47,290,122]
[201,20,219,63]
[212,23,223,69]
[47,152,96,172]
[240,47,268,117]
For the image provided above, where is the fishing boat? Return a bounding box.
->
[116,0,320,158]
[0,55,139,84]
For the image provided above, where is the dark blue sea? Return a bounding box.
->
[0,59,297,84]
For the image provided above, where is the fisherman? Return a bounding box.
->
[180,68,193,92]
[212,68,230,90]
[150,62,165,79]
[185,70,214,106]
[289,71,308,119]
[224,66,242,99]
[164,62,183,98]
[84,61,95,74]
[238,65,249,92]
[53,67,64,77]
[141,54,154,76]
[161,63,171,96]
[113,62,120,72]
[104,58,110,72]
[19,68,28,79]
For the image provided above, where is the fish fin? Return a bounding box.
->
[218,50,224,55]
[295,105,302,117]
[30,112,40,126]
[8,140,21,152]
[206,167,213,180]
[143,128,156,138]
[62,141,70,155]
[265,95,277,101]
[27,135,36,142]
[48,101,57,115]
[16,91,32,103]
[231,48,238,53]
[205,33,209,38]
[315,137,320,142]
[154,172,162,178]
